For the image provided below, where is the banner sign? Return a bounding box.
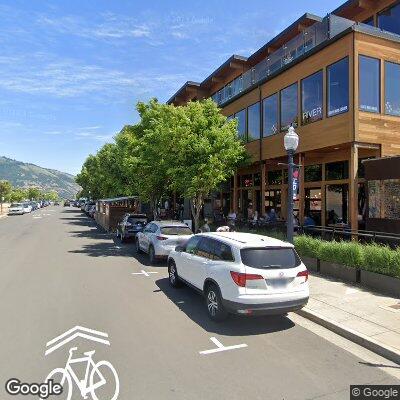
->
[292,168,299,200]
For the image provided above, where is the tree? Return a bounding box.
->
[0,180,12,213]
[9,188,26,202]
[167,99,246,232]
[43,191,59,201]
[26,187,42,200]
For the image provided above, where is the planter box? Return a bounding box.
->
[301,256,319,272]
[319,260,358,283]
[360,270,400,298]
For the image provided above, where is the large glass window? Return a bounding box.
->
[359,55,380,113]
[263,94,278,137]
[280,83,298,131]
[362,16,375,26]
[325,161,349,181]
[301,71,323,125]
[326,184,348,225]
[267,170,282,185]
[304,164,322,182]
[247,102,260,141]
[385,61,400,116]
[327,57,349,117]
[235,109,246,140]
[378,2,400,35]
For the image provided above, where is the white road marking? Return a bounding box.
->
[131,270,158,277]
[33,216,42,219]
[199,337,248,355]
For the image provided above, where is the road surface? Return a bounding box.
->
[0,207,398,400]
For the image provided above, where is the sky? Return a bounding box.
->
[0,0,344,175]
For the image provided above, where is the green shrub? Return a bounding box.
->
[317,240,364,268]
[362,244,400,278]
[294,235,321,258]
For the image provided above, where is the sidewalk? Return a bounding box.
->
[298,273,400,364]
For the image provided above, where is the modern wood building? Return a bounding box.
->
[168,0,400,231]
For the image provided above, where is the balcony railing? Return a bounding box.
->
[211,14,354,106]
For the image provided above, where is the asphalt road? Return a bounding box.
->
[0,207,399,400]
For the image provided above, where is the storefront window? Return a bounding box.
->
[326,184,348,225]
[378,2,400,35]
[304,164,322,182]
[325,161,349,181]
[235,109,246,140]
[327,57,349,117]
[247,102,260,141]
[305,188,322,226]
[241,174,253,188]
[267,170,282,185]
[280,83,298,131]
[301,71,323,125]
[262,94,278,137]
[385,61,400,116]
[359,55,380,113]
[265,190,281,216]
[254,173,261,186]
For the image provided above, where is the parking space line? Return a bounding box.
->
[199,337,248,355]
[131,270,159,277]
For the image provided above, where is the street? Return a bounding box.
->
[0,207,399,400]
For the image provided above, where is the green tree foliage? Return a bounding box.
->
[76,99,246,230]
[0,180,12,201]
[26,187,42,200]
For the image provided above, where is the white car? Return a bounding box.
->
[22,202,32,213]
[136,220,193,264]
[167,232,309,321]
[7,203,25,215]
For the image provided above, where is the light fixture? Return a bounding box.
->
[284,126,299,152]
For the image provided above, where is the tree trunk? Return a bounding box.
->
[190,195,204,233]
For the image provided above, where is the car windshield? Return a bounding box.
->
[240,247,301,269]
[160,226,192,235]
[10,203,22,207]
[128,217,147,224]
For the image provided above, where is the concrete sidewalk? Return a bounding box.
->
[297,273,400,364]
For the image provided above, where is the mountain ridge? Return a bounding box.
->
[0,156,81,199]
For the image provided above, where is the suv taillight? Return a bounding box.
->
[296,270,309,282]
[156,236,167,241]
[230,271,263,287]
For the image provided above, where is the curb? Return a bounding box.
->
[296,308,400,365]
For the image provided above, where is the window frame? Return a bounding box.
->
[359,54,381,114]
[262,92,279,137]
[301,70,324,126]
[247,101,261,142]
[378,0,400,34]
[384,60,400,117]
[280,82,299,132]
[234,108,247,141]
[326,57,350,118]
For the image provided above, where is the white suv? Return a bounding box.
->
[136,220,193,264]
[167,232,309,321]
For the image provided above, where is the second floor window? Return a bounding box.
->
[359,55,380,113]
[327,57,349,117]
[247,102,260,141]
[235,109,246,140]
[280,83,298,132]
[263,94,278,137]
[385,61,400,116]
[301,71,323,125]
[378,2,400,36]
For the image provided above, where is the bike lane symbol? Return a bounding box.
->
[44,326,120,400]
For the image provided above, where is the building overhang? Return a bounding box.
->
[332,0,377,19]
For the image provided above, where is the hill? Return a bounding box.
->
[0,156,81,199]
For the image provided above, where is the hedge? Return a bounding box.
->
[294,235,400,278]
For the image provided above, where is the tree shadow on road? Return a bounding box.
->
[154,277,295,337]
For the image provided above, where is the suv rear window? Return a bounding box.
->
[240,247,301,269]
[161,226,192,235]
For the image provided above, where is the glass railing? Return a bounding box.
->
[211,14,355,107]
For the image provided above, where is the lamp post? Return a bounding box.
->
[284,126,299,244]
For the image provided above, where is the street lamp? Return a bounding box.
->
[284,126,299,244]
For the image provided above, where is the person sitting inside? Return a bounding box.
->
[201,218,211,233]
[304,214,316,227]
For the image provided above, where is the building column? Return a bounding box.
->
[233,172,238,213]
[350,143,359,232]
[261,162,266,217]
[298,153,305,225]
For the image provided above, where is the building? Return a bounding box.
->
[167,0,400,231]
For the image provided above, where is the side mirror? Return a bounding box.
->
[175,245,185,252]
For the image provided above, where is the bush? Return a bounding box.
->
[362,244,400,278]
[294,235,321,258]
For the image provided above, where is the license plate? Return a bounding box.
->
[266,278,288,287]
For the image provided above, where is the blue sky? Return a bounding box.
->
[0,0,344,175]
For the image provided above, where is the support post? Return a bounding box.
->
[287,150,295,244]
[350,143,359,233]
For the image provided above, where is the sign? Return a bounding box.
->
[292,168,299,200]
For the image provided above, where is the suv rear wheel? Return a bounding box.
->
[168,260,182,288]
[205,283,228,322]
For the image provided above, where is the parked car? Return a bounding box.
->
[88,205,96,218]
[84,202,96,214]
[136,220,193,263]
[167,232,309,321]
[28,201,39,211]
[116,213,148,242]
[64,200,70,207]
[7,203,25,215]
[22,202,33,213]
